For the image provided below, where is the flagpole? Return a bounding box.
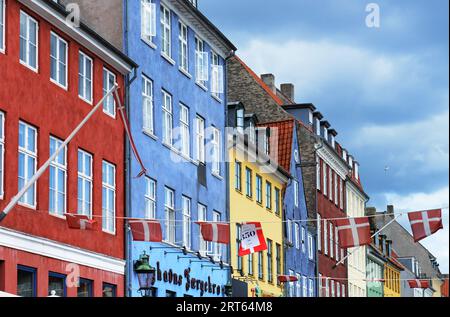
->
[0,85,119,223]
[332,214,402,269]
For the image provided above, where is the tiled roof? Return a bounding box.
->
[258,119,295,172]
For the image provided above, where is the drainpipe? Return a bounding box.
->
[313,138,324,297]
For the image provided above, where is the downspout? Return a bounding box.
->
[314,139,324,297]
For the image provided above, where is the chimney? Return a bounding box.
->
[261,74,276,94]
[366,207,377,232]
[280,83,295,101]
[386,205,395,221]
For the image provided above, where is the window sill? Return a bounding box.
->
[143,130,158,141]
[179,67,192,79]
[141,38,157,50]
[212,172,223,181]
[0,48,5,55]
[18,202,37,210]
[211,94,222,103]
[50,78,68,91]
[19,60,38,73]
[103,109,116,120]
[161,52,176,66]
[79,95,93,106]
[102,229,116,236]
[235,189,243,195]
[49,213,67,220]
[196,81,208,92]
[246,195,253,201]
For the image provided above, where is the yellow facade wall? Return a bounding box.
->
[384,264,401,297]
[229,148,287,297]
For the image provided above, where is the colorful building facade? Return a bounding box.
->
[0,0,136,296]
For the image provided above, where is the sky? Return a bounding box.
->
[200,0,449,273]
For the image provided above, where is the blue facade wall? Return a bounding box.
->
[124,0,229,297]
[283,125,317,297]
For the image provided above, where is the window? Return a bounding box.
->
[162,90,173,146]
[77,278,93,297]
[303,276,308,297]
[276,244,281,285]
[289,270,295,297]
[329,222,334,258]
[0,0,5,53]
[165,187,175,243]
[195,37,208,85]
[294,223,300,249]
[211,127,220,175]
[335,226,340,262]
[258,252,264,280]
[267,239,273,283]
[142,76,154,134]
[287,219,293,244]
[294,180,299,207]
[331,280,335,297]
[48,273,66,297]
[49,137,66,217]
[195,116,205,162]
[245,167,252,197]
[236,224,242,271]
[0,112,5,198]
[316,157,321,190]
[211,211,222,260]
[296,273,301,297]
[77,150,92,217]
[323,219,328,255]
[334,173,338,205]
[309,279,314,297]
[325,277,329,297]
[256,175,262,204]
[328,168,332,201]
[323,163,327,196]
[198,204,208,256]
[317,214,322,252]
[265,181,272,210]
[342,284,346,297]
[141,0,156,43]
[248,254,254,276]
[79,52,93,103]
[102,161,116,233]
[18,122,37,208]
[236,108,244,133]
[234,160,242,192]
[301,227,306,254]
[145,177,156,219]
[17,266,36,297]
[180,104,190,157]
[50,32,67,88]
[211,52,223,97]
[337,282,341,297]
[178,21,188,72]
[103,68,116,117]
[182,196,191,249]
[308,233,314,260]
[20,11,38,71]
[160,4,171,57]
[102,283,117,297]
[339,178,344,209]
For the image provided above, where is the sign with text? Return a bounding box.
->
[238,222,267,256]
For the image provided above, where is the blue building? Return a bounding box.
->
[123,0,236,297]
[264,119,317,297]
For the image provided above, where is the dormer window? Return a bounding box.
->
[236,108,244,134]
[342,150,347,162]
[264,129,270,155]
[355,163,359,181]
[248,120,256,144]
[330,135,335,148]
[308,111,314,125]
[315,118,321,136]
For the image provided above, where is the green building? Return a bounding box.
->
[367,244,387,297]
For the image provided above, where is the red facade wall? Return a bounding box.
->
[0,1,125,294]
[442,278,449,297]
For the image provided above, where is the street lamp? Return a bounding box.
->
[134,251,156,297]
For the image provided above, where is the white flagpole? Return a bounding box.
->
[332,214,402,269]
[0,85,119,223]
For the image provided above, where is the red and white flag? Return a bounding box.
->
[277,275,298,283]
[129,220,163,242]
[408,279,430,289]
[335,217,371,248]
[408,209,443,243]
[65,214,97,230]
[196,222,230,244]
[238,222,267,257]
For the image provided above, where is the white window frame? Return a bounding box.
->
[102,161,116,234]
[18,121,37,208]
[317,214,322,252]
[329,222,334,258]
[162,90,173,146]
[145,177,156,219]
[78,51,93,104]
[337,282,341,297]
[142,75,154,135]
[180,104,190,158]
[103,68,117,118]
[296,273,301,297]
[294,223,300,249]
[77,149,93,218]
[50,32,68,89]
[164,187,175,244]
[325,278,329,297]
[0,111,4,199]
[342,284,346,297]
[195,37,208,86]
[195,115,205,163]
[160,4,171,58]
[1,0,6,54]
[141,0,156,44]
[19,11,39,72]
[288,270,295,297]
[49,136,67,217]
[331,280,335,297]
[294,179,299,207]
[328,168,333,201]
[339,177,344,209]
[323,219,328,255]
[334,173,338,205]
[335,226,340,262]
[308,233,314,260]
[211,51,223,98]
[301,226,306,254]
[323,163,327,196]
[287,219,293,244]
[211,127,220,175]
[210,211,222,261]
[178,21,188,73]
[198,203,209,256]
[316,156,321,190]
[182,196,191,250]
[309,279,314,297]
[302,276,308,297]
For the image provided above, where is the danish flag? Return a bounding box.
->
[277,275,298,283]
[129,220,163,242]
[335,217,371,248]
[65,214,97,230]
[408,279,430,289]
[408,209,443,243]
[196,222,230,244]
[238,222,267,257]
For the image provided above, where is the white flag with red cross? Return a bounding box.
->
[408,209,443,243]
[196,222,230,244]
[238,222,267,257]
[335,217,371,248]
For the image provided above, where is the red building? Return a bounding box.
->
[0,0,136,297]
[442,275,449,297]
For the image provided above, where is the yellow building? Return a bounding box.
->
[229,126,290,297]
[384,259,403,297]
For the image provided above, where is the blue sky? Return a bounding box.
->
[200,0,449,272]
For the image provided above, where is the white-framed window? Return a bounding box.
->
[164,187,175,243]
[19,11,38,71]
[160,4,171,58]
[325,278,329,297]
[198,203,209,256]
[337,282,341,297]
[316,157,321,190]
[323,163,327,196]
[287,219,293,244]
[335,226,340,262]
[302,276,308,297]
[78,51,93,103]
[294,223,300,249]
[288,270,295,297]
[142,75,154,134]
[182,196,191,249]
[331,280,335,297]
[328,168,332,201]
[295,273,301,297]
[145,177,156,219]
[0,111,4,198]
[329,222,334,258]
[317,214,322,252]
[18,122,37,208]
[162,90,173,146]
[77,149,92,217]
[301,226,306,254]
[0,0,5,53]
[195,116,205,163]
[339,178,344,209]
[211,211,222,260]
[294,180,299,207]
[323,219,328,255]
[102,161,116,234]
[178,21,188,72]
[342,284,346,297]
[141,0,156,44]
[180,104,190,157]
[103,68,117,118]
[211,52,223,97]
[49,136,66,217]
[308,233,314,260]
[309,279,314,297]
[334,173,338,205]
[211,127,220,175]
[50,32,67,88]
[195,37,208,85]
